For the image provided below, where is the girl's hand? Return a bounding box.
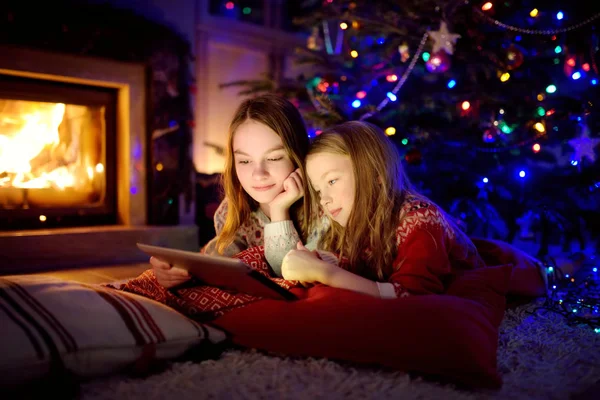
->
[149,256,191,289]
[268,168,304,221]
[281,242,333,285]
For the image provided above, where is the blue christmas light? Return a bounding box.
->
[519,170,526,178]
[556,12,564,20]
[592,79,598,85]
[594,268,598,273]
[352,99,361,108]
[554,46,562,54]
[386,92,397,101]
[572,71,582,80]
[447,79,456,89]
[482,177,489,183]
[571,160,579,166]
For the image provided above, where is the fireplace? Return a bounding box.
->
[0,74,117,230]
[0,46,197,274]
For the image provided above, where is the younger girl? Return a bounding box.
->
[281,121,485,298]
[151,94,327,288]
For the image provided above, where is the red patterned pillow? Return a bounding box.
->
[213,264,513,389]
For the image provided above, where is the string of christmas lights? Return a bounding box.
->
[359,32,429,121]
[473,5,600,35]
[535,256,600,333]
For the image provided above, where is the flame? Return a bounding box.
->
[0,102,64,177]
[0,101,103,191]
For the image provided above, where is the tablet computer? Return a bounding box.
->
[136,243,297,301]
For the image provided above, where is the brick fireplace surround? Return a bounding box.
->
[0,46,197,275]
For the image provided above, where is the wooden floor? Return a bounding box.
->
[18,263,150,284]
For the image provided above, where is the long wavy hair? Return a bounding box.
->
[308,121,475,280]
[215,94,312,254]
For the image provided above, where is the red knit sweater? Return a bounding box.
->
[383,198,485,297]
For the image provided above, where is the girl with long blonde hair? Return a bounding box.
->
[151,94,327,288]
[282,121,484,298]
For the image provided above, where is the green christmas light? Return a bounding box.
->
[498,121,513,134]
[536,107,546,116]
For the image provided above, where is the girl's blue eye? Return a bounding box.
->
[268,157,283,161]
[328,179,337,185]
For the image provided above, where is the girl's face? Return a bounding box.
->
[306,152,355,227]
[233,120,295,206]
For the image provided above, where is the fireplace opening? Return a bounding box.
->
[0,74,117,230]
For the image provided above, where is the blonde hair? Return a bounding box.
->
[308,121,474,280]
[216,94,312,254]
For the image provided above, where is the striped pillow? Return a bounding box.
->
[0,274,227,388]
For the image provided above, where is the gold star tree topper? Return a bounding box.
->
[428,21,461,54]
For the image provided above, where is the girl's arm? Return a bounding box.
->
[265,214,330,277]
[306,218,451,298]
[320,263,381,297]
[264,220,301,276]
[282,243,381,298]
[201,199,247,256]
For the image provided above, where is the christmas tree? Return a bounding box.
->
[225,0,600,257]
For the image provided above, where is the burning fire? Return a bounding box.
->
[0,100,103,191]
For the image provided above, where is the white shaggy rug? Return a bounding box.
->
[80,299,600,400]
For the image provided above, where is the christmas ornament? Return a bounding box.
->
[516,210,537,240]
[568,123,600,163]
[563,52,583,77]
[307,26,323,51]
[425,50,451,73]
[398,42,410,62]
[505,44,524,70]
[482,126,500,143]
[428,21,461,54]
[404,148,422,165]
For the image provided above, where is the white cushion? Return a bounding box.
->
[0,274,226,387]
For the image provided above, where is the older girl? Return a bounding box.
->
[152,94,327,287]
